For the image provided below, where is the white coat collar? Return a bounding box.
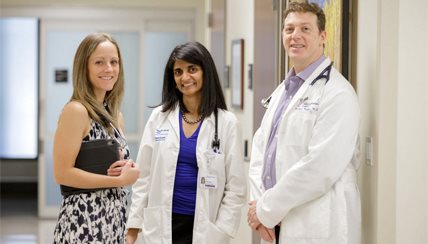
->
[167,105,180,137]
[258,58,332,145]
[282,58,332,117]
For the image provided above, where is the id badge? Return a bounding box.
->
[200,175,218,189]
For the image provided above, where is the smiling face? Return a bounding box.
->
[87,41,119,102]
[283,11,326,73]
[173,59,204,99]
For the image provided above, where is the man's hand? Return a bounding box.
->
[257,225,275,243]
[248,200,276,243]
[247,200,262,230]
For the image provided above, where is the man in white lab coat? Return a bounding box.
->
[247,1,361,244]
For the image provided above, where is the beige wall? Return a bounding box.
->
[395,0,428,242]
[357,0,428,243]
[355,0,380,242]
[225,0,255,147]
[224,1,254,243]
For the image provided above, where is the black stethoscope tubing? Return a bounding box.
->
[261,62,334,108]
[211,109,220,152]
[310,62,333,86]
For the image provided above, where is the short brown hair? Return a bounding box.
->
[284,1,326,32]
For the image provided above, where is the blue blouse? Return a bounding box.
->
[172,112,202,215]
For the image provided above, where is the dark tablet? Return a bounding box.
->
[60,139,120,196]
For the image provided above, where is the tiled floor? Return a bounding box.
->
[0,184,56,244]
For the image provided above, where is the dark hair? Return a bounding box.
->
[284,0,326,32]
[161,41,227,118]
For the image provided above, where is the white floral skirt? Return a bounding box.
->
[53,188,128,243]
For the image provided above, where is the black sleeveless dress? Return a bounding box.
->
[53,120,130,243]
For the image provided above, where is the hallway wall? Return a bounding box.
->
[354,0,379,242]
[224,1,254,243]
[395,0,428,242]
[356,0,428,243]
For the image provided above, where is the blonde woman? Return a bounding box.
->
[53,33,139,243]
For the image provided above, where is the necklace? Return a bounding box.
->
[182,112,203,124]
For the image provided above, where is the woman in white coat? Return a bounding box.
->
[247,2,361,244]
[126,41,246,244]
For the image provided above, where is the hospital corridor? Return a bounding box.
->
[1,0,427,244]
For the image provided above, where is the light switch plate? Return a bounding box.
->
[365,136,373,166]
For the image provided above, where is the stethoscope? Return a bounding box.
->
[261,62,334,109]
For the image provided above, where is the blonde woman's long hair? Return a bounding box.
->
[71,33,125,132]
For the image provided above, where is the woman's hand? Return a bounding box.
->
[125,228,140,244]
[107,160,131,176]
[118,161,140,186]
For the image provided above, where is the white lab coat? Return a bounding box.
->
[249,58,361,244]
[127,105,247,244]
